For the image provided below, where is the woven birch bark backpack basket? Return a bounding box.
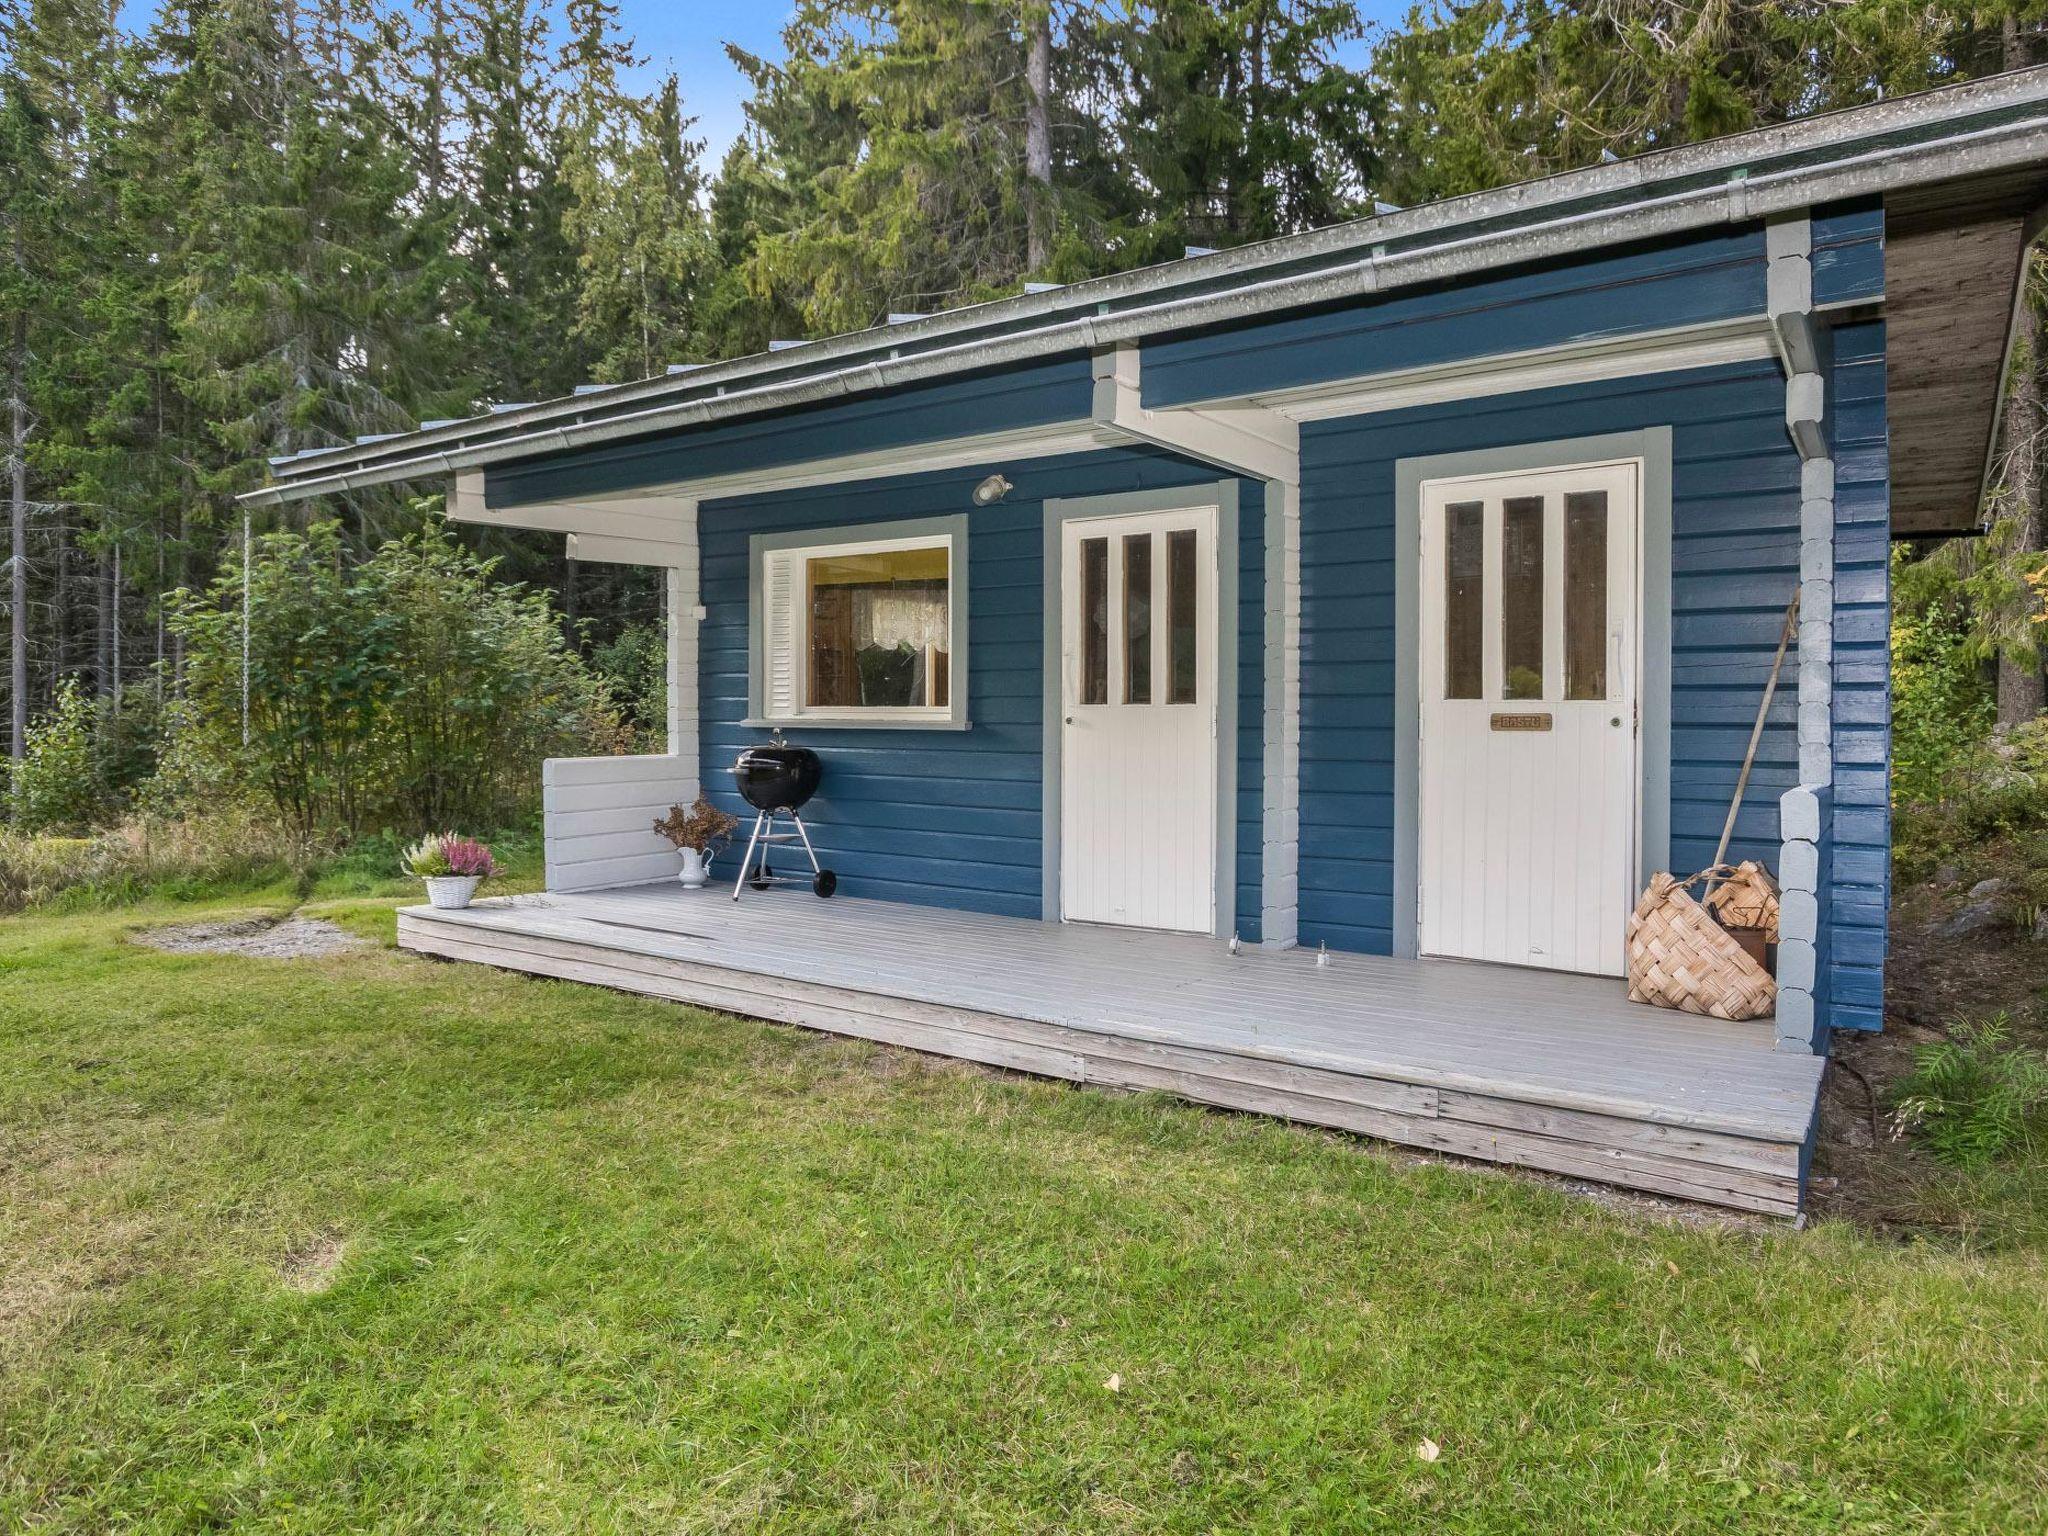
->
[1622,585,1797,1024]
[1625,866,1778,1022]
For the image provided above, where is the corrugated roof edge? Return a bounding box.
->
[248,65,2048,506]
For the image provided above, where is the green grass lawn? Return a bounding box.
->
[3,893,2046,1533]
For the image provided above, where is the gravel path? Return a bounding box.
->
[133,915,370,960]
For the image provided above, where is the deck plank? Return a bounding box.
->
[396,884,1823,1213]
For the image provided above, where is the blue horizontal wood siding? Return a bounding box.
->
[1811,200,1884,308]
[698,448,1264,930]
[1296,360,1812,961]
[489,357,1096,506]
[1829,320,1889,1032]
[1139,230,1768,408]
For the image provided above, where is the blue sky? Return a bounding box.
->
[618,2,791,167]
[619,2,1417,167]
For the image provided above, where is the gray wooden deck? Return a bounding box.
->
[397,884,1826,1215]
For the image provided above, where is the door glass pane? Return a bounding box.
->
[1564,489,1608,701]
[1444,501,1483,700]
[1167,528,1197,704]
[1123,532,1152,704]
[1081,536,1108,705]
[806,544,951,709]
[1501,495,1545,701]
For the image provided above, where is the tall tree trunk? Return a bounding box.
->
[171,491,187,690]
[8,308,25,765]
[52,514,68,678]
[1024,4,1053,272]
[425,0,449,205]
[110,540,121,710]
[155,515,165,703]
[97,546,112,698]
[2001,21,2046,725]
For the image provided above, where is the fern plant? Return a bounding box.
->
[1892,1014,2048,1166]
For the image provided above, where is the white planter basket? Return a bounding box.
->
[423,874,482,910]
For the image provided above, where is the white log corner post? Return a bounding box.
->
[1093,344,1302,949]
[558,510,703,775]
[1767,216,1835,1055]
[449,470,704,893]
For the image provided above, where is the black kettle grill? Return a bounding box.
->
[730,732,837,900]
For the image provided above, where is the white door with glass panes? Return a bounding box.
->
[1060,506,1218,932]
[1418,462,1640,975]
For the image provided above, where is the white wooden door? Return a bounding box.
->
[1061,505,1218,932]
[1418,462,1640,975]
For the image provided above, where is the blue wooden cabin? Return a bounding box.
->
[252,71,2048,1212]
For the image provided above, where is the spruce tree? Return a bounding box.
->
[558,1,713,383]
[1089,0,1379,258]
[459,0,580,400]
[729,2,1060,337]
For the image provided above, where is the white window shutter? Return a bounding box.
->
[761,550,802,719]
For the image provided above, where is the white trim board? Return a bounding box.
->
[565,529,695,567]
[445,424,1112,537]
[1092,343,1299,481]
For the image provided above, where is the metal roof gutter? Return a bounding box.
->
[247,66,2048,507]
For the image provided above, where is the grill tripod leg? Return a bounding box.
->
[789,812,823,875]
[732,811,768,901]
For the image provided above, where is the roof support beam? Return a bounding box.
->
[1091,344,1302,949]
[1090,345,1298,482]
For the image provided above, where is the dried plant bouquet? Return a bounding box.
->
[653,796,740,854]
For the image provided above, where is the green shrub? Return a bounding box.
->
[1890,569,1994,813]
[1889,549,2048,881]
[5,678,172,835]
[6,679,102,834]
[366,527,631,829]
[1892,1014,2048,1166]
[90,686,167,809]
[169,521,402,835]
[166,518,626,839]
[1899,719,2048,881]
[589,621,668,749]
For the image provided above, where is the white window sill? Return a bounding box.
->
[743,715,973,733]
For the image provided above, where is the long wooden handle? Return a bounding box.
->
[1711,586,1801,880]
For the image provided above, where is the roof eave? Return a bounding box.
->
[248,66,2048,507]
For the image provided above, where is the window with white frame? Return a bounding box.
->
[754,522,967,726]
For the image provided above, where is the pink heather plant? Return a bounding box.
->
[440,835,497,879]
[403,832,497,881]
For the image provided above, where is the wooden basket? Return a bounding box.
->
[1625,868,1777,1022]
[1703,859,1780,942]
